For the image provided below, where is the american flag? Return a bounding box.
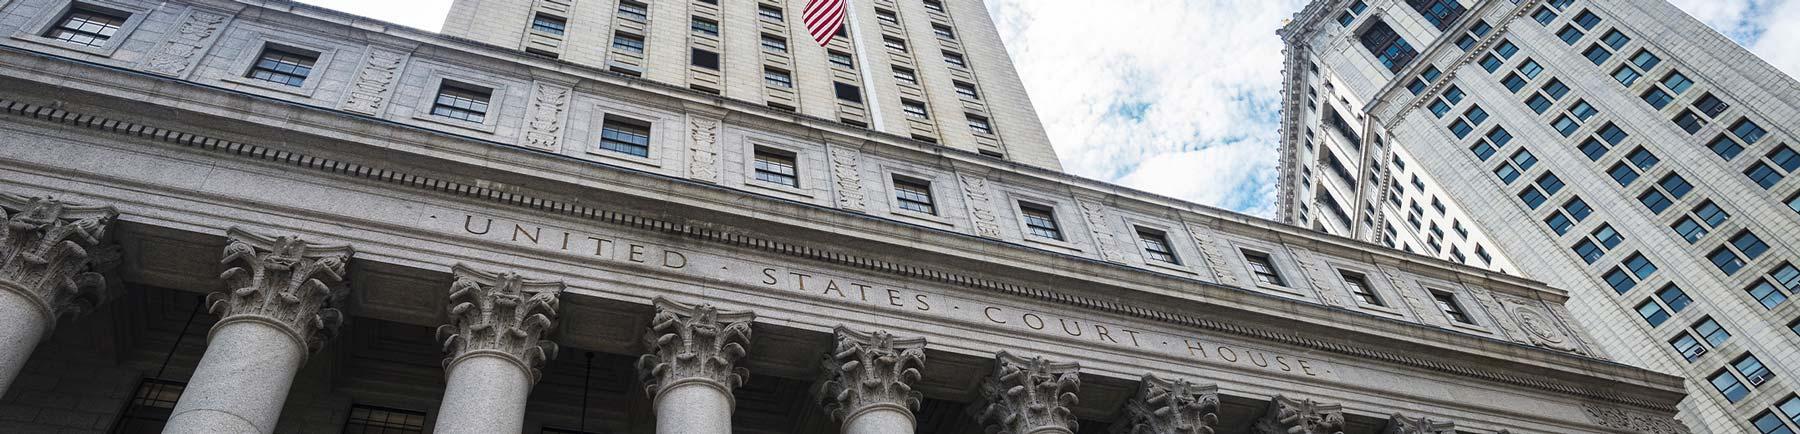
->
[803,0,847,46]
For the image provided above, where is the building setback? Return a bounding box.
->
[0,0,1686,433]
[1276,0,1800,432]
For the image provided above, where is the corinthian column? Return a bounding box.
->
[1383,413,1455,434]
[970,351,1082,434]
[1252,395,1346,434]
[636,297,754,434]
[818,327,926,434]
[0,195,118,395]
[432,264,564,434]
[165,228,352,434]
[1112,374,1221,434]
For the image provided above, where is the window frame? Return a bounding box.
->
[21,1,150,56]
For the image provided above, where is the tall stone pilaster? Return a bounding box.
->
[165,227,352,434]
[433,264,565,434]
[1382,413,1455,434]
[637,297,755,434]
[970,351,1082,434]
[1252,395,1346,434]
[0,194,118,395]
[1111,374,1221,434]
[819,327,926,434]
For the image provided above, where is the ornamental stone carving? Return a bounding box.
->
[1467,287,1529,345]
[1288,248,1346,308]
[1252,396,1344,434]
[436,264,564,382]
[958,173,1004,239]
[340,48,407,115]
[1379,266,1444,328]
[520,82,572,152]
[141,9,227,77]
[818,327,925,422]
[687,119,721,183]
[1110,374,1219,434]
[1507,299,1582,355]
[1184,224,1239,286]
[1580,403,1690,434]
[1076,200,1125,263]
[636,298,755,399]
[1383,413,1454,434]
[208,227,353,354]
[828,146,867,212]
[970,352,1081,434]
[0,194,119,329]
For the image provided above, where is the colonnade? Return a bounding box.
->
[0,195,1464,434]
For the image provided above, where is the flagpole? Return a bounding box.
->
[841,0,887,133]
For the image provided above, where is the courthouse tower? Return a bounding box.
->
[0,0,1685,433]
[1275,0,1800,432]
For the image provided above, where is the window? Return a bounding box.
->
[1711,370,1750,403]
[1673,217,1707,243]
[1698,316,1731,345]
[1569,100,1598,121]
[1607,268,1638,294]
[901,99,929,120]
[1632,50,1662,70]
[1639,190,1672,213]
[531,14,566,35]
[835,82,862,103]
[1244,251,1285,286]
[111,378,185,433]
[1696,93,1730,118]
[752,148,799,187]
[246,47,318,87]
[691,48,720,70]
[1536,173,1564,196]
[1583,44,1612,64]
[1544,78,1570,98]
[1551,116,1579,137]
[1790,192,1800,215]
[764,68,793,88]
[612,32,645,53]
[1532,7,1555,25]
[1511,148,1537,171]
[761,34,789,53]
[430,82,491,123]
[954,81,980,100]
[1495,163,1521,184]
[967,114,993,135]
[1409,0,1466,30]
[1518,186,1547,209]
[1612,65,1640,86]
[1564,197,1593,221]
[1338,11,1356,26]
[1635,299,1668,325]
[1594,224,1623,249]
[1608,163,1640,186]
[923,0,945,13]
[598,116,652,157]
[1601,29,1629,49]
[892,66,918,85]
[933,23,956,40]
[343,405,427,434]
[44,6,127,48]
[1480,55,1502,73]
[828,51,855,69]
[1662,71,1694,94]
[1519,59,1544,78]
[1020,203,1062,240]
[1733,231,1770,260]
[1753,410,1794,434]
[1544,212,1573,235]
[1525,94,1552,113]
[1556,25,1584,44]
[617,1,649,21]
[1711,247,1748,275]
[1342,271,1381,306]
[1623,253,1657,281]
[1578,138,1607,160]
[691,17,719,36]
[1358,20,1417,73]
[1138,229,1178,264]
[1670,333,1704,362]
[1501,73,1528,92]
[893,177,936,215]
[1573,10,1601,29]
[759,4,785,21]
[1432,291,1474,324]
[1733,118,1769,145]
[1627,147,1660,170]
[1746,263,1797,309]
[1735,354,1775,387]
[1643,88,1673,109]
[1658,285,1692,313]
[1709,134,1746,160]
[876,8,899,23]
[882,36,907,52]
[943,51,967,68]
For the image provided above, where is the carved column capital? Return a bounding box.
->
[436,264,565,383]
[636,297,755,403]
[207,227,353,355]
[1111,374,1220,434]
[970,351,1082,434]
[0,194,119,330]
[1253,395,1345,434]
[1383,413,1454,434]
[819,326,926,423]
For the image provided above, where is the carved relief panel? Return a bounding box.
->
[339,47,410,116]
[139,7,229,78]
[519,81,573,152]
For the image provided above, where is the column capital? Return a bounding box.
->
[1382,413,1455,434]
[1111,374,1220,434]
[971,351,1081,434]
[819,326,926,423]
[1252,395,1345,434]
[636,297,755,403]
[0,194,119,329]
[207,227,353,355]
[436,263,565,383]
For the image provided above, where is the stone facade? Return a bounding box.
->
[1275,0,1800,432]
[0,0,1686,432]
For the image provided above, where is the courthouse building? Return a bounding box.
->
[1275,0,1800,432]
[0,0,1689,432]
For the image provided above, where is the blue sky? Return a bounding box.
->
[299,0,1800,217]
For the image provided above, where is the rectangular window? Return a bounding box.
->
[1612,65,1640,86]
[1495,163,1520,184]
[1733,119,1769,145]
[1710,247,1747,275]
[943,51,967,68]
[835,82,863,103]
[1734,231,1770,260]
[764,68,793,88]
[1747,280,1790,310]
[1574,239,1604,264]
[828,51,855,69]
[598,116,652,157]
[1409,0,1466,30]
[612,32,645,53]
[1632,50,1662,70]
[1639,189,1672,214]
[1244,251,1285,286]
[45,6,127,48]
[1628,146,1660,170]
[1659,174,1693,199]
[901,99,930,120]
[1753,410,1794,434]
[1594,224,1623,249]
[1671,333,1704,362]
[1635,299,1667,325]
[1138,229,1178,264]
[1564,197,1592,221]
[246,47,318,87]
[1342,271,1381,306]
[1526,94,1552,113]
[691,48,720,70]
[1696,317,1730,347]
[893,177,936,215]
[1020,203,1062,240]
[1544,78,1570,98]
[1625,253,1657,279]
[1574,10,1602,29]
[1673,217,1707,243]
[1519,59,1544,78]
[1601,29,1630,49]
[618,1,649,21]
[691,17,720,36]
[1359,20,1417,73]
[531,14,566,35]
[1708,135,1745,160]
[1569,100,1598,121]
[430,82,491,123]
[923,0,945,13]
[1583,44,1612,64]
[1557,25,1585,44]
[1537,173,1565,195]
[1657,284,1692,313]
[1545,212,1572,235]
[967,114,993,135]
[759,4,785,21]
[892,66,918,85]
[762,34,789,53]
[882,36,907,52]
[933,23,956,40]
[1501,73,1528,92]
[752,148,799,187]
[1480,54,1502,72]
[1735,354,1775,386]
[343,405,427,434]
[1606,268,1638,294]
[111,379,185,433]
[1711,370,1750,403]
[1608,163,1640,186]
[1532,7,1555,25]
[954,81,980,100]
[1747,163,1784,188]
[1519,186,1547,209]
[1643,88,1674,109]
[1578,138,1607,160]
[1432,291,1474,324]
[1663,71,1694,94]
[1696,93,1731,118]
[1552,115,1579,137]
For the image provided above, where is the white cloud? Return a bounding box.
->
[1116,142,1277,217]
[295,0,451,31]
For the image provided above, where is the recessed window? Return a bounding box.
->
[1711,370,1750,403]
[762,34,789,53]
[882,36,908,52]
[923,0,945,13]
[612,32,645,53]
[967,114,993,135]
[1242,251,1284,286]
[1751,408,1795,434]
[1358,19,1417,72]
[430,81,492,123]
[691,17,720,36]
[901,99,930,120]
[1342,271,1381,306]
[1746,263,1797,310]
[954,81,980,100]
[45,6,128,48]
[1657,284,1692,313]
[598,116,652,157]
[892,66,918,85]
[343,404,427,434]
[110,378,185,432]
[893,176,936,215]
[943,51,967,68]
[1137,228,1178,264]
[764,67,793,88]
[617,1,649,21]
[246,46,318,87]
[1432,291,1473,324]
[1634,298,1668,325]
[753,147,799,188]
[758,4,784,21]
[691,48,720,70]
[531,13,566,35]
[1019,203,1062,241]
[934,24,956,40]
[828,50,855,69]
[876,8,899,24]
[829,82,861,104]
[1736,353,1776,388]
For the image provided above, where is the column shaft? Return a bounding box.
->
[163,321,305,434]
[842,405,914,434]
[0,289,48,395]
[655,381,734,434]
[434,355,533,434]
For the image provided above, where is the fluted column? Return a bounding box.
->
[432,264,564,433]
[636,297,755,434]
[818,327,926,434]
[0,195,118,396]
[1251,395,1346,434]
[1383,413,1455,434]
[165,228,352,434]
[970,351,1082,434]
[1112,374,1221,434]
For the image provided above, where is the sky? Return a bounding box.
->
[296,0,1800,218]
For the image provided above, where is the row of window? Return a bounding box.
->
[1752,395,1800,434]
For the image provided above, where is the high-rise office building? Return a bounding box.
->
[1277,0,1800,431]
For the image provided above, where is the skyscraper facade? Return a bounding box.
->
[1277,0,1800,431]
